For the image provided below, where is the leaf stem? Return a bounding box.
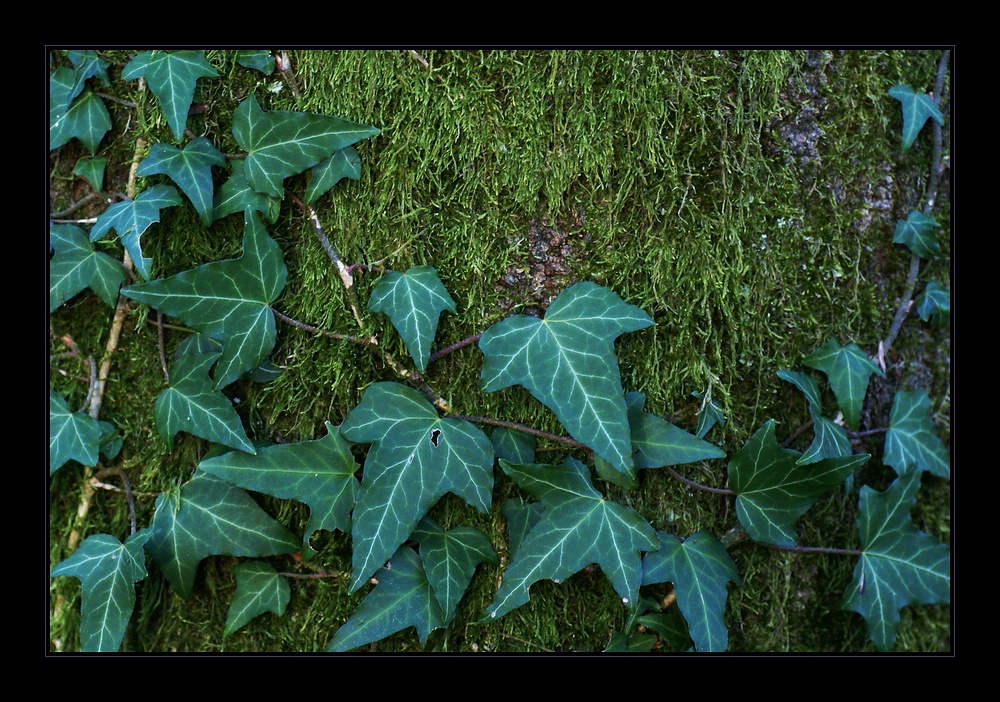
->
[663,466,734,495]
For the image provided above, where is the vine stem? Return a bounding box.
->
[449,415,588,450]
[663,467,734,495]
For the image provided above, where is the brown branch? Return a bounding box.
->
[450,415,588,451]
[664,466,734,495]
[428,333,482,366]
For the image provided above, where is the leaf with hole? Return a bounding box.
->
[641,530,741,652]
[145,470,300,598]
[485,457,658,621]
[50,529,154,652]
[340,382,494,592]
[842,470,950,651]
[122,210,287,390]
[122,50,219,142]
[480,282,654,476]
[368,266,457,372]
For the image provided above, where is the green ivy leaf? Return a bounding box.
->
[50,89,111,154]
[893,211,940,258]
[503,497,544,558]
[235,50,275,75]
[341,382,494,592]
[198,421,360,554]
[90,184,183,282]
[145,470,300,598]
[842,471,950,651]
[137,138,227,225]
[50,529,154,652]
[641,530,741,652]
[802,338,884,431]
[49,223,125,312]
[888,84,944,152]
[122,50,219,142]
[122,210,287,390]
[691,390,726,439]
[916,281,950,326]
[884,390,949,478]
[729,420,870,546]
[49,390,109,475]
[368,266,457,373]
[153,348,255,454]
[776,370,851,464]
[480,282,654,476]
[627,391,726,469]
[233,95,379,198]
[224,561,290,636]
[326,545,445,652]
[412,517,499,624]
[73,156,106,191]
[212,159,282,224]
[305,145,362,204]
[485,457,659,620]
[490,427,536,465]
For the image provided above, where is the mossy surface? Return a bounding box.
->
[49,49,951,653]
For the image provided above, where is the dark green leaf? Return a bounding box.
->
[232,95,379,198]
[90,184,183,281]
[777,369,823,411]
[199,421,360,554]
[122,50,218,142]
[341,382,494,592]
[50,529,153,652]
[412,517,499,624]
[122,210,287,389]
[916,281,950,326]
[691,390,725,439]
[627,391,726,469]
[884,390,949,478]
[49,223,125,312]
[502,497,544,558]
[137,138,227,225]
[729,420,870,546]
[49,389,105,475]
[305,145,362,204]
[145,471,300,598]
[480,282,654,475]
[153,349,255,454]
[605,630,658,652]
[888,84,944,152]
[490,427,536,465]
[326,546,445,651]
[843,471,950,651]
[368,266,457,372]
[893,211,940,258]
[73,156,106,191]
[641,530,741,652]
[212,160,282,224]
[485,458,658,620]
[799,406,852,465]
[50,89,111,154]
[235,50,275,75]
[224,561,290,636]
[802,338,884,431]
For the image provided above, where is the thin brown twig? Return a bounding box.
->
[663,466,734,495]
[450,415,588,451]
[428,333,482,366]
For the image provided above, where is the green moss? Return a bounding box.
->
[50,49,950,652]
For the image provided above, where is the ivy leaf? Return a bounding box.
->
[503,496,545,558]
[49,223,125,312]
[802,338,884,431]
[50,529,154,652]
[729,420,870,546]
[153,348,255,454]
[73,156,107,191]
[137,138,227,226]
[893,211,940,258]
[145,470,300,598]
[776,370,851,464]
[490,427,536,465]
[122,210,287,390]
[883,390,950,478]
[122,50,218,142]
[627,391,726,469]
[691,390,726,439]
[49,389,107,475]
[480,282,654,475]
[90,184,183,282]
[224,561,290,636]
[888,84,944,152]
[233,95,379,198]
[916,281,950,326]
[198,421,360,554]
[412,517,499,624]
[326,546,445,652]
[50,89,111,154]
[235,50,275,75]
[842,470,950,651]
[305,145,362,204]
[368,266,457,372]
[641,530,741,652]
[484,457,659,621]
[341,382,494,592]
[212,159,282,224]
